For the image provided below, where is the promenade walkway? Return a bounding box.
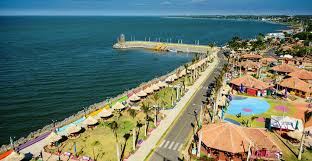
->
[127,52,219,161]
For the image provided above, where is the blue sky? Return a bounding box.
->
[0,0,311,15]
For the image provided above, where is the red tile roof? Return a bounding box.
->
[271,64,299,73]
[279,77,312,93]
[199,123,280,153]
[241,54,262,59]
[230,75,271,90]
[260,57,277,64]
[240,60,261,69]
[288,69,312,80]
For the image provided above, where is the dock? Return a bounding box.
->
[113,35,217,54]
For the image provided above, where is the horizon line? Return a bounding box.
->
[1,14,312,16]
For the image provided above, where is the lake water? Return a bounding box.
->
[0,16,286,145]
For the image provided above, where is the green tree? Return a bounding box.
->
[208,43,214,48]
[109,121,120,161]
[128,109,137,119]
[141,103,151,137]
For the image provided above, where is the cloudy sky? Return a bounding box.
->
[0,0,311,15]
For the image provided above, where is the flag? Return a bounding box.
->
[74,142,77,154]
[240,84,244,93]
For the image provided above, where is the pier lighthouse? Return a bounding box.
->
[113,34,126,48]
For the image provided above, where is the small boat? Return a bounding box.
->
[168,48,178,52]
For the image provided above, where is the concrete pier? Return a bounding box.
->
[113,41,217,54]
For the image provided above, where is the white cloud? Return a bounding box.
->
[161,1,172,5]
[190,0,208,3]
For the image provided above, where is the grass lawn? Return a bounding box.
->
[142,86,179,109]
[50,110,156,161]
[224,95,297,128]
[270,131,312,161]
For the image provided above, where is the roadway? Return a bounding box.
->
[149,52,226,161]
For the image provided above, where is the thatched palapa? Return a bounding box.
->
[66,124,82,135]
[99,109,113,118]
[112,102,126,110]
[83,116,98,125]
[136,90,147,97]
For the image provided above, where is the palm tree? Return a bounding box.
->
[212,74,223,122]
[128,109,137,119]
[109,121,120,161]
[141,102,151,137]
[127,109,137,151]
[184,64,189,85]
[150,94,160,127]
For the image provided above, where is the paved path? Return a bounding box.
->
[148,52,225,161]
[127,51,222,161]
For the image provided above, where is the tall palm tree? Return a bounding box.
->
[141,102,151,137]
[150,94,160,127]
[109,121,120,161]
[184,64,189,85]
[127,109,137,151]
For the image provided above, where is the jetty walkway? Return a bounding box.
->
[113,41,215,54]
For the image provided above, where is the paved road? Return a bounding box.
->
[149,52,225,161]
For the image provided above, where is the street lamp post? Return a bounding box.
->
[9,136,15,150]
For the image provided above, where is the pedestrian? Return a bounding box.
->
[40,151,43,159]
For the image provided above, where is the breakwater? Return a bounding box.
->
[113,40,216,54]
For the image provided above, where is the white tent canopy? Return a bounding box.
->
[270,115,303,131]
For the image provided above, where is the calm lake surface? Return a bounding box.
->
[0,16,286,145]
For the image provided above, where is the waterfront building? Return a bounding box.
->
[288,69,312,83]
[278,77,312,98]
[271,64,299,75]
[230,75,271,96]
[239,60,261,72]
[260,57,277,66]
[197,123,281,161]
[240,54,262,62]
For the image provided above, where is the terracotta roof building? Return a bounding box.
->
[230,75,271,96]
[240,54,262,62]
[260,57,277,65]
[279,77,312,98]
[271,64,299,74]
[230,75,271,90]
[288,69,312,81]
[198,123,281,160]
[239,60,261,71]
